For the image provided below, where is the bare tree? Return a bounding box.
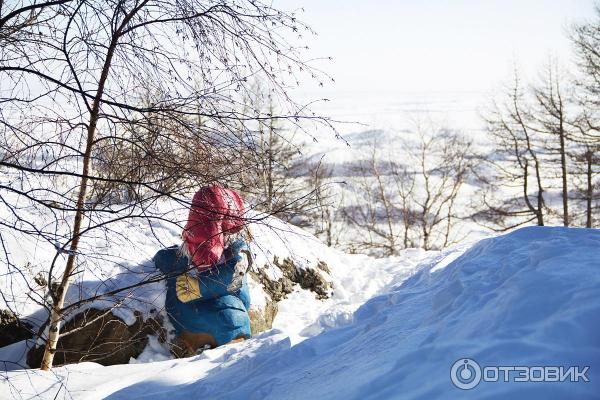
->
[343,125,472,253]
[229,83,331,228]
[478,71,547,230]
[0,0,332,370]
[389,159,416,249]
[343,143,400,255]
[312,161,344,247]
[479,53,598,230]
[570,115,600,228]
[251,96,303,216]
[571,144,600,227]
[0,1,72,44]
[531,60,573,226]
[411,128,473,250]
[572,4,600,132]
[569,6,600,226]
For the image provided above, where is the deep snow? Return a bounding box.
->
[2,226,598,399]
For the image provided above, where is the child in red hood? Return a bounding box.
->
[154,185,252,356]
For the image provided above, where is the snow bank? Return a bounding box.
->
[2,226,597,399]
[0,200,343,329]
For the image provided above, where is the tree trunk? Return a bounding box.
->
[403,222,410,249]
[586,150,593,228]
[267,123,274,210]
[40,113,100,371]
[326,209,333,247]
[373,162,396,255]
[559,121,569,226]
[40,28,121,371]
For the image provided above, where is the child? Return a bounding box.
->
[153,186,252,356]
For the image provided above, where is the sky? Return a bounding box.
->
[273,0,597,132]
[278,0,596,93]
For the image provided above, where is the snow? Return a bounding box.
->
[0,196,345,331]
[2,225,598,399]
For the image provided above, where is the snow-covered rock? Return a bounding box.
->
[0,203,341,367]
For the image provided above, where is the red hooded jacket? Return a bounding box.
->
[182,186,245,270]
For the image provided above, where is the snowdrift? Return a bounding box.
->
[0,208,346,367]
[2,226,599,399]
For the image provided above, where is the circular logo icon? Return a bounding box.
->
[450,358,482,390]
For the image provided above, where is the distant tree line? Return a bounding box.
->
[324,7,600,255]
[475,7,600,230]
[341,124,473,254]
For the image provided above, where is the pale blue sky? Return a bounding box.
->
[276,0,596,94]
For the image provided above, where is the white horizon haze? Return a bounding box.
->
[275,0,597,133]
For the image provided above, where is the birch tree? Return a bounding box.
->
[0,0,332,370]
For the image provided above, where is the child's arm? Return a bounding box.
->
[176,240,251,303]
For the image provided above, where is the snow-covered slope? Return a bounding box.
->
[2,226,598,399]
[0,196,370,335]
